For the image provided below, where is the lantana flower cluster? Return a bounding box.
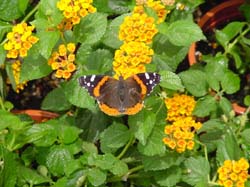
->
[11,60,28,93]
[113,0,169,79]
[57,0,96,30]
[163,94,202,153]
[217,158,249,187]
[4,22,39,92]
[48,43,76,79]
[4,23,39,59]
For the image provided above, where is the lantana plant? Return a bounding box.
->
[0,0,249,187]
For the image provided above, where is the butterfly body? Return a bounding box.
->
[79,72,160,116]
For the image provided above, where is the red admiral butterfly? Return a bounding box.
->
[78,72,160,116]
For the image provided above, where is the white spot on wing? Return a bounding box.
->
[145,73,150,79]
[90,75,96,82]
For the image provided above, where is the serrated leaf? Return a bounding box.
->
[41,86,72,112]
[143,152,184,171]
[37,30,60,59]
[198,119,225,142]
[18,165,51,185]
[110,160,128,176]
[85,49,113,74]
[138,123,166,156]
[0,110,27,130]
[159,70,184,91]
[100,122,131,153]
[57,124,82,145]
[165,20,205,46]
[87,153,116,170]
[0,0,24,21]
[129,110,156,145]
[24,123,57,146]
[102,14,127,49]
[216,129,243,163]
[74,12,107,45]
[64,77,96,111]
[183,157,210,186]
[82,141,98,154]
[221,70,240,94]
[87,168,106,186]
[154,167,182,187]
[0,146,18,187]
[219,97,232,115]
[46,146,73,176]
[216,21,245,47]
[193,95,217,117]
[20,46,52,82]
[179,69,208,97]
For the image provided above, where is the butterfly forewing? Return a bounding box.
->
[136,72,161,95]
[78,75,105,97]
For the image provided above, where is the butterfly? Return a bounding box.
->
[78,72,160,116]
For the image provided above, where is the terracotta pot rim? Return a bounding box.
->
[188,0,246,115]
[11,109,59,123]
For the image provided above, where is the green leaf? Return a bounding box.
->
[64,159,82,176]
[216,129,243,163]
[0,45,6,67]
[164,20,205,46]
[76,109,110,142]
[93,0,130,14]
[0,146,18,187]
[20,45,52,82]
[46,146,73,176]
[197,119,225,142]
[41,86,72,112]
[57,124,82,145]
[216,21,245,47]
[63,77,96,111]
[0,0,25,21]
[110,160,128,176]
[24,123,58,146]
[87,153,117,170]
[138,123,166,156]
[37,30,60,59]
[18,165,51,186]
[129,110,156,145]
[179,69,208,97]
[159,70,184,91]
[143,152,184,171]
[153,34,189,71]
[102,14,126,49]
[85,49,113,74]
[241,129,250,145]
[87,168,106,186]
[219,97,233,115]
[0,20,12,42]
[0,110,26,130]
[230,49,242,69]
[82,141,98,154]
[183,157,210,186]
[193,95,217,117]
[221,70,240,94]
[100,122,131,153]
[244,95,250,106]
[154,167,182,187]
[36,0,63,26]
[74,12,107,45]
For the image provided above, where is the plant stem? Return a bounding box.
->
[22,3,40,23]
[116,135,134,160]
[0,97,5,110]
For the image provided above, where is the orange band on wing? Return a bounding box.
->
[99,103,121,116]
[132,75,147,96]
[93,76,109,97]
[125,103,144,115]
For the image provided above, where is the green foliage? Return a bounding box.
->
[0,0,249,187]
